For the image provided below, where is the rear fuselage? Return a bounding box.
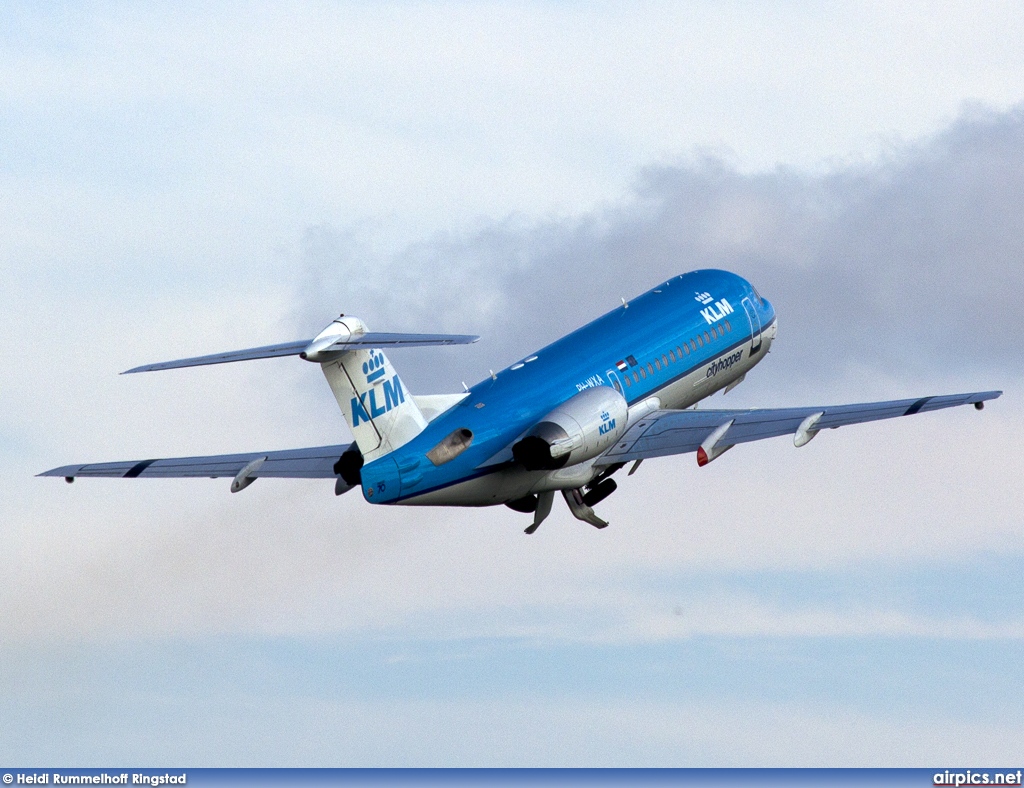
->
[360,269,776,506]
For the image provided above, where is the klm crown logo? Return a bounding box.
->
[351,351,406,426]
[598,410,616,435]
[363,349,386,383]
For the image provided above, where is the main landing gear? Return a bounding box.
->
[561,487,609,529]
[506,464,624,534]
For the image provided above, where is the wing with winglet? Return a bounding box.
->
[597,390,1003,466]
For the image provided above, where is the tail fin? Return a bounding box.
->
[318,318,429,462]
[119,313,478,464]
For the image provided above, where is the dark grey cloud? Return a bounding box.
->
[297,104,1024,395]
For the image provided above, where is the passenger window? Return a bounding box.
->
[639,367,646,379]
[624,376,631,387]
[633,372,639,383]
[612,378,622,394]
[647,363,654,375]
[689,340,696,352]
[724,320,731,332]
[696,335,703,347]
[703,331,711,344]
[669,350,676,362]
[682,344,689,355]
[662,354,668,366]
[654,359,661,370]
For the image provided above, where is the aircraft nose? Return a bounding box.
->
[761,297,778,339]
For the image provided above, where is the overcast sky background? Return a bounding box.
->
[3,1,1024,767]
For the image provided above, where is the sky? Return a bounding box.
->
[2,0,1024,767]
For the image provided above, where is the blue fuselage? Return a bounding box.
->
[360,269,776,506]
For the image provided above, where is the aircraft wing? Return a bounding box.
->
[597,390,1002,466]
[39,443,355,482]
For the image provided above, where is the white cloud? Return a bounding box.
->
[4,1,1024,251]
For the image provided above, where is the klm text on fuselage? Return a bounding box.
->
[701,298,734,324]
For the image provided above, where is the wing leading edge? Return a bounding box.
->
[39,443,355,481]
[598,390,1002,465]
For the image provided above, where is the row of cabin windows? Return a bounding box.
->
[622,319,732,387]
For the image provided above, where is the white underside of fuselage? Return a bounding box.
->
[396,327,775,507]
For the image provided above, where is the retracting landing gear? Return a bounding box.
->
[513,466,622,534]
[524,491,555,535]
[562,488,608,529]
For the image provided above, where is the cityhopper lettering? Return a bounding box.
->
[351,374,406,426]
[706,350,743,379]
[700,298,734,325]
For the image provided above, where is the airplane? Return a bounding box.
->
[41,269,1001,534]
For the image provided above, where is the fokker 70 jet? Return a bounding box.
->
[42,269,1000,533]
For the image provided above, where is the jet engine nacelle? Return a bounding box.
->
[512,386,628,471]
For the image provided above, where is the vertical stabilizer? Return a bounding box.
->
[317,318,428,463]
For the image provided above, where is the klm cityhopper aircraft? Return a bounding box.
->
[42,269,1000,533]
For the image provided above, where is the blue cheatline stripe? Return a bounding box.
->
[123,459,157,478]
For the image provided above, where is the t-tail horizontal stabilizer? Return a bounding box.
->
[123,317,479,374]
